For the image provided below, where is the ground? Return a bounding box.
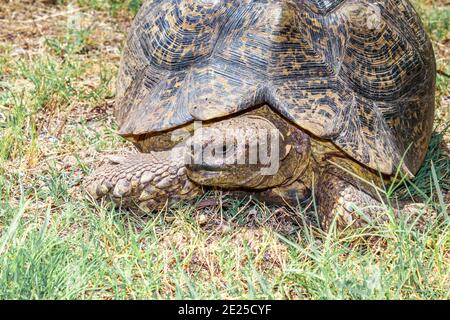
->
[0,0,448,299]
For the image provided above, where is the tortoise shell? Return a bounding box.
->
[115,0,436,176]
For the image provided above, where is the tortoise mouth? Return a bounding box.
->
[188,163,226,173]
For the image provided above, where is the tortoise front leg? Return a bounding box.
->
[316,171,386,231]
[85,151,201,212]
[316,171,434,232]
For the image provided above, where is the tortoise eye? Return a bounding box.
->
[216,143,234,158]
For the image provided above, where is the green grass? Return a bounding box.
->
[0,0,448,299]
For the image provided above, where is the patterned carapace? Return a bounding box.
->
[115,0,436,176]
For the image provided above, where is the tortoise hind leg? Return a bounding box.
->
[85,151,201,211]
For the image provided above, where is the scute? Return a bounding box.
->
[116,0,435,176]
[139,1,231,70]
[339,2,425,100]
[305,0,345,14]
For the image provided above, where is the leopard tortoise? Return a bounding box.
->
[86,0,436,230]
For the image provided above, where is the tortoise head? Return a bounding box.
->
[185,106,311,190]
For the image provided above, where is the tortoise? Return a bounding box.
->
[86,0,436,230]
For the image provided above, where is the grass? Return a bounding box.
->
[0,0,448,299]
